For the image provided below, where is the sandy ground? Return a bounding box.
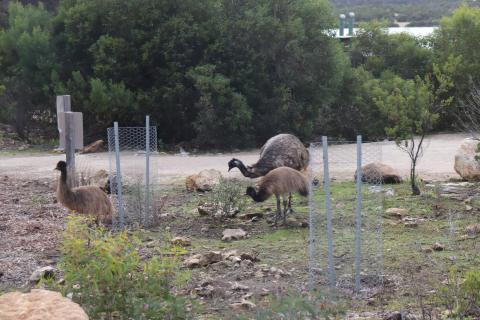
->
[0,133,469,183]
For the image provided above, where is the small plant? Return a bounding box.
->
[235,292,345,320]
[53,215,191,320]
[206,177,248,217]
[439,267,480,318]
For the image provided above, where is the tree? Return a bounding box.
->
[374,68,453,195]
[0,2,57,139]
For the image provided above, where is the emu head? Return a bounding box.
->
[245,186,256,198]
[228,158,242,172]
[55,160,67,172]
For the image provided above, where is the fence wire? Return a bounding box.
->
[107,121,160,229]
[308,137,384,297]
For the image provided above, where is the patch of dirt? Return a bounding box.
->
[0,175,68,290]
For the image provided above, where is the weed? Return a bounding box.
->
[206,177,249,217]
[49,215,191,320]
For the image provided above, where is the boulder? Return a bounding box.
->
[222,229,247,242]
[355,162,402,184]
[170,236,191,247]
[80,139,104,154]
[0,289,88,320]
[454,138,480,181]
[185,169,222,192]
[29,266,55,284]
[466,223,480,236]
[385,208,408,219]
[230,299,256,311]
[432,242,445,251]
[184,251,223,268]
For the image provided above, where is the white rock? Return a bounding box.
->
[222,228,247,242]
[454,138,480,180]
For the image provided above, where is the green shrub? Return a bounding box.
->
[440,267,480,318]
[206,177,249,218]
[54,215,191,320]
[235,292,345,320]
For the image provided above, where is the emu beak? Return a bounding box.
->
[228,167,232,172]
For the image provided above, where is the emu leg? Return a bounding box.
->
[287,193,294,214]
[282,196,288,225]
[275,196,281,226]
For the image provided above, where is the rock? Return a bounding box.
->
[0,289,88,320]
[222,228,247,242]
[466,223,480,235]
[238,212,264,220]
[184,251,223,268]
[384,311,402,320]
[29,266,55,284]
[385,208,408,219]
[231,282,249,291]
[85,169,109,191]
[197,204,214,216]
[170,236,191,247]
[230,299,256,311]
[355,162,403,184]
[454,138,480,181]
[240,251,259,262]
[195,285,215,298]
[80,139,104,154]
[185,169,222,192]
[465,205,473,211]
[404,221,418,228]
[432,242,445,251]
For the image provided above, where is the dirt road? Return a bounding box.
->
[0,133,469,182]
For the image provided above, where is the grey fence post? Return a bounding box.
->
[323,136,336,287]
[65,112,76,187]
[57,95,71,150]
[354,135,363,292]
[145,115,150,227]
[308,144,317,291]
[114,122,125,229]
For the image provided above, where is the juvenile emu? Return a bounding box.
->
[228,133,309,213]
[55,161,113,224]
[245,167,309,226]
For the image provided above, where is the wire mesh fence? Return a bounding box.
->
[107,117,160,229]
[308,136,384,297]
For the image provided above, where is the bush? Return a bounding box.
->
[54,215,191,320]
[235,292,345,320]
[440,267,480,318]
[206,177,249,218]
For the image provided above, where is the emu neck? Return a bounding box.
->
[235,161,257,178]
[58,168,74,201]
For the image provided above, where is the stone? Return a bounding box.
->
[384,311,402,320]
[230,299,256,311]
[385,208,408,219]
[231,282,249,291]
[222,228,247,242]
[238,212,264,220]
[240,251,259,262]
[197,204,214,216]
[195,285,215,298]
[455,138,480,181]
[432,242,445,251]
[355,162,403,184]
[85,169,109,191]
[184,256,201,268]
[80,139,104,154]
[466,223,480,235]
[29,266,55,284]
[0,289,88,320]
[196,251,223,267]
[404,221,418,228]
[185,169,222,192]
[170,236,191,247]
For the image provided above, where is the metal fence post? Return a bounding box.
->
[308,144,317,291]
[114,122,125,229]
[145,115,150,227]
[323,136,336,287]
[355,135,363,292]
[65,112,76,187]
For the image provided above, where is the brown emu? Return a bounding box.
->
[228,133,309,212]
[245,167,309,226]
[55,161,113,224]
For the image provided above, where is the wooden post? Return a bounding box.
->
[56,95,71,150]
[65,112,76,187]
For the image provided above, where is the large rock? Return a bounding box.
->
[184,251,223,268]
[0,289,89,320]
[454,138,480,181]
[80,139,104,154]
[185,169,222,192]
[355,162,402,184]
[222,229,247,242]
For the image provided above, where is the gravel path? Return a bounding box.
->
[0,133,469,182]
